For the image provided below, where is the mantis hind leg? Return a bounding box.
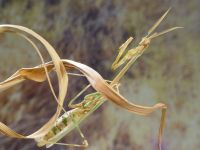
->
[45,140,88,148]
[71,114,89,148]
[73,122,88,148]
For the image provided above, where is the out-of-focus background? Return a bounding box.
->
[0,0,199,150]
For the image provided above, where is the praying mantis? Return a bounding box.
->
[35,8,182,149]
[0,8,182,150]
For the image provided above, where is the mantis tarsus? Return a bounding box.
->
[0,8,182,150]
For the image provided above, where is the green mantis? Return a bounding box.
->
[35,8,182,149]
[0,8,182,150]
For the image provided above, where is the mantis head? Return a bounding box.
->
[139,37,151,48]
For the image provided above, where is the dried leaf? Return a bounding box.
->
[0,25,68,139]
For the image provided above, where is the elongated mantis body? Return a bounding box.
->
[33,8,182,149]
[0,8,182,150]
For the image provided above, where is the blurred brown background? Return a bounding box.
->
[0,0,200,150]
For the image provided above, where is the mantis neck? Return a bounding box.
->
[111,45,145,86]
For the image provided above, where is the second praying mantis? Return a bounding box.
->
[0,8,182,150]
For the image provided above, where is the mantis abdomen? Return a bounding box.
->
[35,93,104,148]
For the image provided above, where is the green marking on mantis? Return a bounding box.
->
[82,93,102,108]
[83,101,92,108]
[62,117,68,126]
[52,127,58,135]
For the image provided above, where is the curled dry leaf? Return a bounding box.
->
[0,25,68,139]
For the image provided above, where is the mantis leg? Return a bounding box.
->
[67,72,85,77]
[66,71,91,108]
[68,84,92,108]
[45,137,88,148]
[73,121,88,148]
[68,80,119,109]
[68,79,120,109]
